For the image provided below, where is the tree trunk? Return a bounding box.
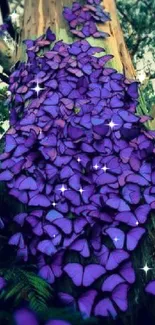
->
[2,1,155,324]
[100,0,136,79]
[16,0,135,80]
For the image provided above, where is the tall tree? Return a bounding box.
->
[16,0,135,79]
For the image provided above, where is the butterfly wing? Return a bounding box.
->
[58,292,75,307]
[126,227,145,251]
[37,240,57,256]
[64,263,83,286]
[119,261,136,284]
[145,281,155,295]
[105,227,125,249]
[9,232,25,249]
[78,290,97,317]
[38,265,55,284]
[51,251,64,278]
[53,218,72,234]
[74,217,88,234]
[94,298,117,318]
[94,244,110,266]
[19,177,37,190]
[115,211,138,227]
[135,204,151,224]
[29,194,51,207]
[45,210,64,222]
[69,239,90,257]
[106,250,129,271]
[112,283,129,311]
[83,264,106,286]
[102,274,125,292]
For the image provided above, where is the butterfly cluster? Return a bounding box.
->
[63,1,110,39]
[0,0,155,320]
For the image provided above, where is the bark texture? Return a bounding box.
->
[100,0,136,79]
[4,3,155,324]
[16,0,136,80]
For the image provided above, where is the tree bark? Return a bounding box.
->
[16,0,136,80]
[100,0,136,79]
[2,2,155,324]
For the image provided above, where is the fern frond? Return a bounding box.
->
[0,267,53,312]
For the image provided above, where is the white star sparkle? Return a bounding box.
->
[140,263,152,275]
[79,187,85,194]
[114,237,119,242]
[3,36,8,43]
[93,164,100,170]
[77,157,81,163]
[106,120,118,129]
[10,11,19,22]
[31,80,45,96]
[52,202,57,207]
[101,165,110,173]
[59,185,67,193]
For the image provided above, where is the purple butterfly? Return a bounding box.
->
[126,227,145,251]
[145,281,155,295]
[102,274,125,292]
[9,232,25,249]
[94,298,117,318]
[64,263,106,286]
[39,251,64,283]
[29,194,51,207]
[69,239,90,257]
[37,240,57,256]
[119,261,136,284]
[111,283,129,311]
[78,289,97,317]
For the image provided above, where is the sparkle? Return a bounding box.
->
[140,263,152,275]
[77,157,81,163]
[3,36,8,43]
[59,185,67,193]
[135,221,139,226]
[31,80,45,96]
[114,237,119,242]
[106,120,118,129]
[79,187,85,194]
[52,202,57,207]
[52,234,56,238]
[10,11,19,22]
[101,165,110,172]
[93,164,99,170]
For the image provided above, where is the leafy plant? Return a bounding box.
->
[0,267,53,312]
[0,87,9,134]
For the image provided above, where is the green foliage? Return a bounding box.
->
[0,87,9,134]
[116,0,155,64]
[116,0,155,116]
[143,81,155,112]
[0,267,53,313]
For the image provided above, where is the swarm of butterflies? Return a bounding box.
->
[0,0,155,320]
